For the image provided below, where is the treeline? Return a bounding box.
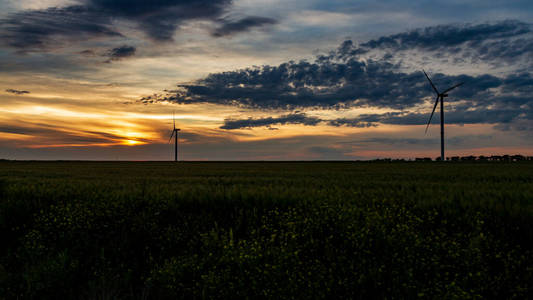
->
[374,155,533,162]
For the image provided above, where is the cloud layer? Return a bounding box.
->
[0,0,278,51]
[140,20,532,132]
[0,6,120,51]
[144,59,432,109]
[355,20,532,62]
[221,113,320,129]
[146,20,531,108]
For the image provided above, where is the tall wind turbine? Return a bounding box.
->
[423,70,464,161]
[169,112,181,162]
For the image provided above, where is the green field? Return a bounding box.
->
[1,161,532,299]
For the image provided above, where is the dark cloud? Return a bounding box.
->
[335,20,533,63]
[218,91,532,130]
[5,89,30,95]
[220,113,320,129]
[0,6,121,51]
[327,118,376,128]
[361,20,530,50]
[217,113,357,130]
[147,57,517,111]
[142,20,532,132]
[0,0,277,51]
[357,112,428,126]
[334,107,527,127]
[105,45,136,62]
[86,0,232,41]
[212,16,277,37]
[147,59,435,109]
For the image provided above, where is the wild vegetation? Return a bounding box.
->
[0,161,532,299]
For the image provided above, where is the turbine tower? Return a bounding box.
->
[169,112,181,162]
[423,70,464,161]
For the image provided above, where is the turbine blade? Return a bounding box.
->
[443,82,464,94]
[173,111,176,130]
[425,95,440,134]
[168,130,175,143]
[423,69,439,95]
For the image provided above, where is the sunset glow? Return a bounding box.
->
[123,140,144,146]
[0,1,531,160]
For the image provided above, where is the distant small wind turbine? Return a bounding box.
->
[423,70,464,161]
[169,112,181,162]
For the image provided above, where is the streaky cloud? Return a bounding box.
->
[105,45,136,62]
[85,0,232,41]
[335,20,532,63]
[0,0,277,51]
[212,16,277,37]
[327,118,376,128]
[361,20,530,51]
[220,113,320,130]
[0,6,121,51]
[5,89,30,95]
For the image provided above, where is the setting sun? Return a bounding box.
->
[123,139,144,146]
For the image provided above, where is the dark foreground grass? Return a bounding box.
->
[0,161,532,299]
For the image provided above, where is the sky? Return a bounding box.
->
[0,0,532,160]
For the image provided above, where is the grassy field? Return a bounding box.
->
[1,161,532,299]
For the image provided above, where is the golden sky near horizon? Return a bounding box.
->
[0,0,532,160]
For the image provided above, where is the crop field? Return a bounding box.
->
[0,161,532,299]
